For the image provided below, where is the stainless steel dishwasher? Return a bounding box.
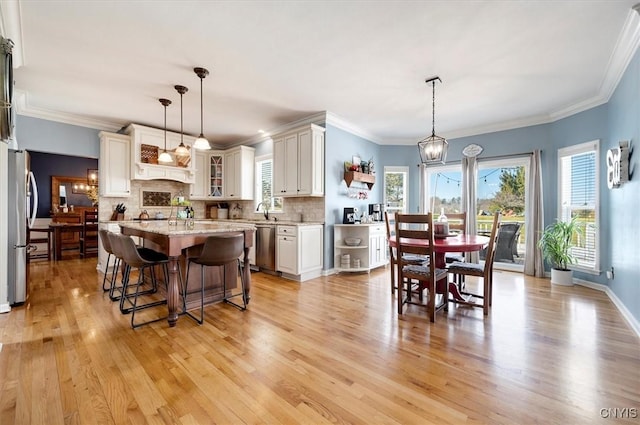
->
[255,224,276,273]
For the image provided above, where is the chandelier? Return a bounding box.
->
[417,76,448,164]
[174,85,190,157]
[158,98,173,163]
[193,67,211,150]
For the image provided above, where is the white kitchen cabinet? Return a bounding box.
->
[190,150,225,200]
[99,131,131,197]
[126,123,196,184]
[273,124,325,197]
[368,224,388,270]
[276,224,323,281]
[334,223,388,273]
[224,145,254,200]
[190,151,208,199]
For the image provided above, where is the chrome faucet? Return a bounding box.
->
[256,201,269,220]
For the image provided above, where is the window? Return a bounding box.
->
[255,155,283,213]
[424,164,462,214]
[384,166,409,213]
[558,140,599,272]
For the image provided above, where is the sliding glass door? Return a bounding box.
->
[423,156,530,272]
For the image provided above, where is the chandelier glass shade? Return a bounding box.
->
[418,76,448,164]
[158,98,173,163]
[193,67,211,150]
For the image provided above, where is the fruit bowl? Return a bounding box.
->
[344,237,362,246]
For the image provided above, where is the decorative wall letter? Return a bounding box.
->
[606,140,631,189]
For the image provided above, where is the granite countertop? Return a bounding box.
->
[118,220,256,235]
[212,218,324,226]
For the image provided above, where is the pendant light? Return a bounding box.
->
[417,76,448,164]
[193,67,211,150]
[174,85,190,156]
[158,98,173,163]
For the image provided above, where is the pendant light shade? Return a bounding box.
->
[158,98,173,163]
[193,67,211,150]
[418,76,448,164]
[174,85,190,157]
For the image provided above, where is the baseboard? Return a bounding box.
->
[574,278,640,338]
[0,302,11,313]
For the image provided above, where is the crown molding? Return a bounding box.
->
[14,90,123,132]
[549,5,640,122]
[234,111,327,147]
[324,111,382,144]
[599,5,640,102]
[0,0,24,67]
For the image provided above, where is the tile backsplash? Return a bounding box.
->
[99,180,325,223]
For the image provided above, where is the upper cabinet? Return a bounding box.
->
[190,150,225,200]
[126,123,197,184]
[224,146,255,200]
[191,146,254,200]
[273,124,325,197]
[99,131,131,197]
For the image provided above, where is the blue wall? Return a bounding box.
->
[606,46,640,321]
[30,151,98,217]
[324,125,382,267]
[16,115,101,158]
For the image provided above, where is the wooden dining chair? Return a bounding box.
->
[395,213,448,322]
[384,211,429,294]
[446,211,501,315]
[80,210,99,258]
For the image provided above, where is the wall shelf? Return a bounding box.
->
[344,171,375,189]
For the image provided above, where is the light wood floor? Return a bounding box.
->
[1,259,639,424]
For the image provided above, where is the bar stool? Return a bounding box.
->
[106,232,128,302]
[99,229,118,292]
[112,233,170,328]
[183,233,247,325]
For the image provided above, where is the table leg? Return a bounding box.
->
[54,228,62,261]
[435,253,466,302]
[167,256,181,327]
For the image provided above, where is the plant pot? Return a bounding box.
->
[551,268,573,286]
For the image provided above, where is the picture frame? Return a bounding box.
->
[352,155,361,167]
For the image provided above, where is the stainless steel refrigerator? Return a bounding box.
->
[7,149,38,305]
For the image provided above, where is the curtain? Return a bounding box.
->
[461,156,478,262]
[524,150,545,276]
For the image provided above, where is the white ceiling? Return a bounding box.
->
[2,1,639,148]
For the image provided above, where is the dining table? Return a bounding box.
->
[119,220,255,327]
[49,222,84,261]
[388,234,490,301]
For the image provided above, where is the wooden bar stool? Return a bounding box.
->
[183,233,247,325]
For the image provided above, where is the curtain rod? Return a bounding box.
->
[417,151,536,167]
[478,151,535,162]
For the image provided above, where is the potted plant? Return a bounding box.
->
[538,217,582,285]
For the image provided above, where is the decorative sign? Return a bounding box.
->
[606,140,631,189]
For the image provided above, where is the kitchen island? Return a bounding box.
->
[119,220,255,327]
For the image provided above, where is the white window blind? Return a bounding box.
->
[255,156,282,212]
[558,141,599,272]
